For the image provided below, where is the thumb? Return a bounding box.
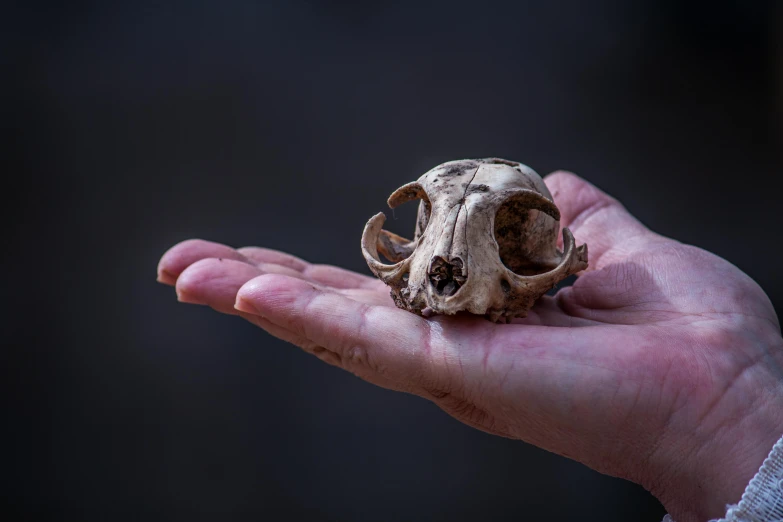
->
[544,171,655,271]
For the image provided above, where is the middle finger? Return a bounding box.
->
[175,258,394,314]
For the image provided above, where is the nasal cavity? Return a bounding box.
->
[428,256,467,297]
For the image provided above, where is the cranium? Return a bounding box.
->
[361,158,588,322]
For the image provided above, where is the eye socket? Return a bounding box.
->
[376,186,430,264]
[494,197,548,276]
[414,198,432,238]
[386,181,432,239]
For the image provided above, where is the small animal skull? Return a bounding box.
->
[361,158,588,322]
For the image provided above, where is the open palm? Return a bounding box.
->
[158,171,783,522]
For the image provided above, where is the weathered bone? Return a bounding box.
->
[387,182,429,209]
[377,229,416,263]
[361,158,588,321]
[361,213,413,285]
[490,188,561,221]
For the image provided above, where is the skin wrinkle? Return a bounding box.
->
[554,290,588,324]
[440,337,452,394]
[336,299,370,357]
[422,315,436,357]
[496,357,516,398]
[518,349,660,390]
[579,263,655,303]
[762,337,783,380]
[475,323,502,410]
[709,310,781,334]
[345,344,365,369]
[481,342,491,374]
[489,346,520,423]
[437,397,510,438]
[608,383,643,466]
[422,319,457,397]
[617,379,646,439]
[437,390,492,430]
[354,302,371,350]
[656,339,696,423]
[666,372,689,420]
[315,347,343,367]
[560,265,735,326]
[457,345,466,384]
[297,283,336,348]
[649,246,779,328]
[695,349,767,427]
[431,324,470,400]
[349,304,376,374]
[484,323,500,373]
[647,418,689,488]
[697,341,719,399]
[657,385,777,515]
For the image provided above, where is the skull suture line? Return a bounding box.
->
[361,158,588,323]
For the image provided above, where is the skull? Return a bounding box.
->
[361,158,588,322]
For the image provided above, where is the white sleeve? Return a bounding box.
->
[662,434,783,522]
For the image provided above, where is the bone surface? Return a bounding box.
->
[361,158,588,322]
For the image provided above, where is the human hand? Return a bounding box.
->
[157,172,783,522]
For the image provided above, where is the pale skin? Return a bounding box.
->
[157,171,783,522]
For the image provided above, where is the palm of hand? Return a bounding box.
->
[158,172,782,522]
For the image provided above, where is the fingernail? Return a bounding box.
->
[176,289,202,305]
[234,296,260,315]
[157,269,176,285]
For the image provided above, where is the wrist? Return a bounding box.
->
[647,345,783,522]
[694,395,783,521]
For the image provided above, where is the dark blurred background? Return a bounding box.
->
[3,1,781,521]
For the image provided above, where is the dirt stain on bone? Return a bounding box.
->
[466,184,490,195]
[439,160,479,177]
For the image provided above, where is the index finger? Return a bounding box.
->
[234,274,452,396]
